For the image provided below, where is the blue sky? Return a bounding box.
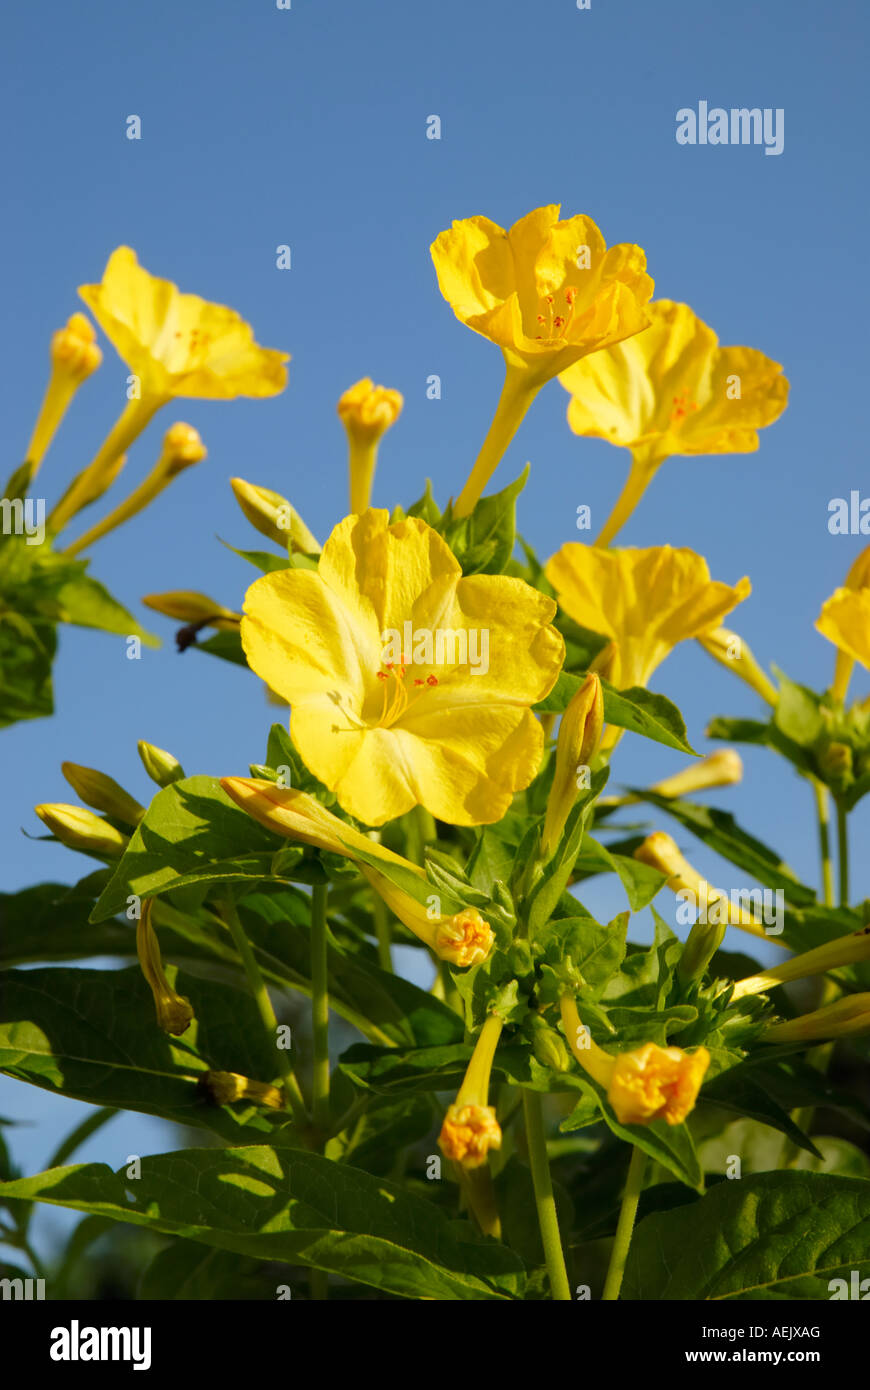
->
[2,0,869,1251]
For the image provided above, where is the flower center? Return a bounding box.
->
[534,287,577,342]
[670,388,699,427]
[373,662,439,729]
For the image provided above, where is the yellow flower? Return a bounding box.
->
[545,543,750,693]
[648,750,743,800]
[431,205,653,516]
[541,671,603,856]
[696,625,779,706]
[559,301,788,545]
[26,313,102,476]
[337,378,403,515]
[561,996,709,1126]
[439,1015,504,1168]
[65,423,207,557]
[731,927,870,1000]
[49,248,288,533]
[136,898,194,1036]
[633,830,787,949]
[816,544,870,702]
[239,509,564,825]
[219,779,495,966]
[763,993,870,1044]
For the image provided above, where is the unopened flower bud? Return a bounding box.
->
[160,422,207,474]
[230,477,320,553]
[650,749,743,800]
[697,626,778,706]
[541,671,603,856]
[763,993,870,1044]
[61,762,144,826]
[50,313,102,382]
[528,1017,572,1073]
[137,740,185,788]
[338,378,403,514]
[817,741,853,788]
[141,590,240,631]
[34,803,127,858]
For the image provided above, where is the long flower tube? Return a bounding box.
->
[26,313,102,476]
[337,378,403,515]
[696,626,779,706]
[438,1014,504,1237]
[731,928,870,1000]
[560,995,709,1126]
[763,993,870,1044]
[220,778,494,966]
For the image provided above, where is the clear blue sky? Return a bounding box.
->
[2,0,869,1249]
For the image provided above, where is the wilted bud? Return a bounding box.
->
[697,626,778,706]
[60,762,144,826]
[137,740,185,788]
[541,672,603,857]
[438,1015,504,1168]
[34,803,127,858]
[141,590,240,631]
[160,422,207,474]
[650,750,743,800]
[338,378,403,514]
[201,1070,283,1110]
[136,898,194,1036]
[230,477,320,553]
[763,993,870,1044]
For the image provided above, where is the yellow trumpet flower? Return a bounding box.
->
[559,300,788,546]
[561,996,709,1126]
[763,993,870,1044]
[731,927,870,999]
[541,671,603,856]
[136,898,194,1036]
[337,378,403,514]
[219,778,494,966]
[816,544,870,703]
[439,1014,504,1168]
[431,205,653,516]
[238,509,564,826]
[48,247,288,532]
[545,544,750,694]
[26,313,102,475]
[696,625,779,706]
[230,477,320,553]
[633,831,787,948]
[65,423,207,557]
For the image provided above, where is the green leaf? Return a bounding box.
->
[534,913,628,1002]
[220,538,292,574]
[0,882,140,967]
[697,1118,870,1180]
[0,966,300,1144]
[537,673,695,755]
[772,668,825,748]
[190,630,248,666]
[623,1172,870,1299]
[577,836,669,911]
[706,715,814,775]
[438,467,528,575]
[0,1146,525,1300]
[54,573,159,646]
[340,1041,471,1095]
[0,614,56,728]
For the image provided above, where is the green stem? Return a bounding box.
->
[836,800,849,907]
[310,883,330,1130]
[522,1089,571,1301]
[453,363,538,518]
[594,450,662,548]
[602,1144,646,1301]
[813,779,835,908]
[220,897,307,1124]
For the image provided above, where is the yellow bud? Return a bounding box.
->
[697,627,778,706]
[60,762,144,826]
[161,422,207,473]
[633,831,783,946]
[844,543,870,592]
[34,803,127,858]
[338,378,403,442]
[137,740,185,788]
[141,590,240,631]
[438,1104,502,1168]
[230,477,320,553]
[541,672,603,857]
[202,1070,283,1110]
[338,378,403,514]
[650,749,743,800]
[433,909,494,968]
[136,899,194,1036]
[50,313,102,381]
[763,993,870,1044]
[732,926,870,1000]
